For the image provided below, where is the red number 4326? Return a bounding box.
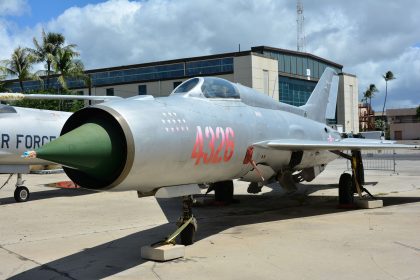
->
[191,126,235,165]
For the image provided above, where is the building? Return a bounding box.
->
[358,102,375,131]
[387,108,420,140]
[337,73,359,133]
[6,46,358,131]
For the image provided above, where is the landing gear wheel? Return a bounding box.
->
[180,223,196,246]
[339,173,354,205]
[213,180,234,203]
[14,186,29,202]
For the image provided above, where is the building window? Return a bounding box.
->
[138,84,147,95]
[173,81,182,89]
[263,70,269,94]
[106,88,114,96]
[77,90,83,95]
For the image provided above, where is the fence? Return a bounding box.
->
[346,149,396,172]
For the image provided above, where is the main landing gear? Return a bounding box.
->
[333,150,375,207]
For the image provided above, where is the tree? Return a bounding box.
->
[51,47,85,91]
[0,47,36,93]
[31,30,76,89]
[363,84,378,108]
[382,70,396,117]
[416,105,420,120]
[361,84,378,131]
[10,88,84,112]
[0,72,8,92]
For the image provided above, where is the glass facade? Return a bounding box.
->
[279,76,316,106]
[185,58,233,76]
[259,50,341,80]
[255,48,341,114]
[7,57,234,92]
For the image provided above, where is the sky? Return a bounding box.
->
[0,0,419,111]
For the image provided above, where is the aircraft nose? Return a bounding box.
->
[35,122,125,178]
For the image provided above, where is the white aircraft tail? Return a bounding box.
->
[300,67,338,123]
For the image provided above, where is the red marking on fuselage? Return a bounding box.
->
[191,126,235,165]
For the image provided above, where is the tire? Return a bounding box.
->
[180,223,195,245]
[214,180,234,203]
[14,186,30,202]
[339,173,354,205]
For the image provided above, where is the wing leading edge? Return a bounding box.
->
[254,138,419,151]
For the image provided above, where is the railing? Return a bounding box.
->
[347,149,396,172]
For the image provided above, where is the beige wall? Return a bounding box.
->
[233,55,253,87]
[337,74,359,133]
[388,108,420,140]
[390,123,420,140]
[233,54,279,100]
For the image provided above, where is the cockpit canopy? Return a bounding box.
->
[171,77,240,99]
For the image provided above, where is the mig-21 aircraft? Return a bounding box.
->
[24,68,419,245]
[0,93,121,202]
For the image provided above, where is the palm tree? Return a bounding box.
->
[31,30,76,89]
[362,84,378,131]
[52,48,85,90]
[382,71,395,117]
[0,47,36,93]
[363,84,378,108]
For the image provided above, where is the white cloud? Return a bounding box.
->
[0,0,29,16]
[1,0,420,109]
[0,0,33,61]
[46,0,295,68]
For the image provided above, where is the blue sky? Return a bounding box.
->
[4,0,106,28]
[0,0,419,110]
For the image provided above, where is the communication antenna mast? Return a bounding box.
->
[296,0,306,52]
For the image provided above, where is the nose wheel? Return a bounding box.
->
[14,173,30,203]
[14,186,30,202]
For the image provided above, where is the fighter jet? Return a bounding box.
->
[25,68,419,245]
[0,94,121,202]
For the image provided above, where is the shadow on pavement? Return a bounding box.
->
[0,188,94,205]
[9,186,420,279]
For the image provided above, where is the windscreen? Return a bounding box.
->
[201,77,240,99]
[173,78,199,94]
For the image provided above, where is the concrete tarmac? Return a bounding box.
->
[1,157,420,280]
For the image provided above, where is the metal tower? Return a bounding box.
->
[296,0,306,52]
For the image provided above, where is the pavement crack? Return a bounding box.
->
[0,245,77,280]
[394,241,420,253]
[369,254,401,280]
[151,262,162,280]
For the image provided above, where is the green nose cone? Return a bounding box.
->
[36,122,124,178]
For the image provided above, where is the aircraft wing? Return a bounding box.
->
[0,93,123,101]
[254,138,419,151]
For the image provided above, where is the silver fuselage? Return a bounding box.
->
[0,106,69,167]
[96,94,339,192]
